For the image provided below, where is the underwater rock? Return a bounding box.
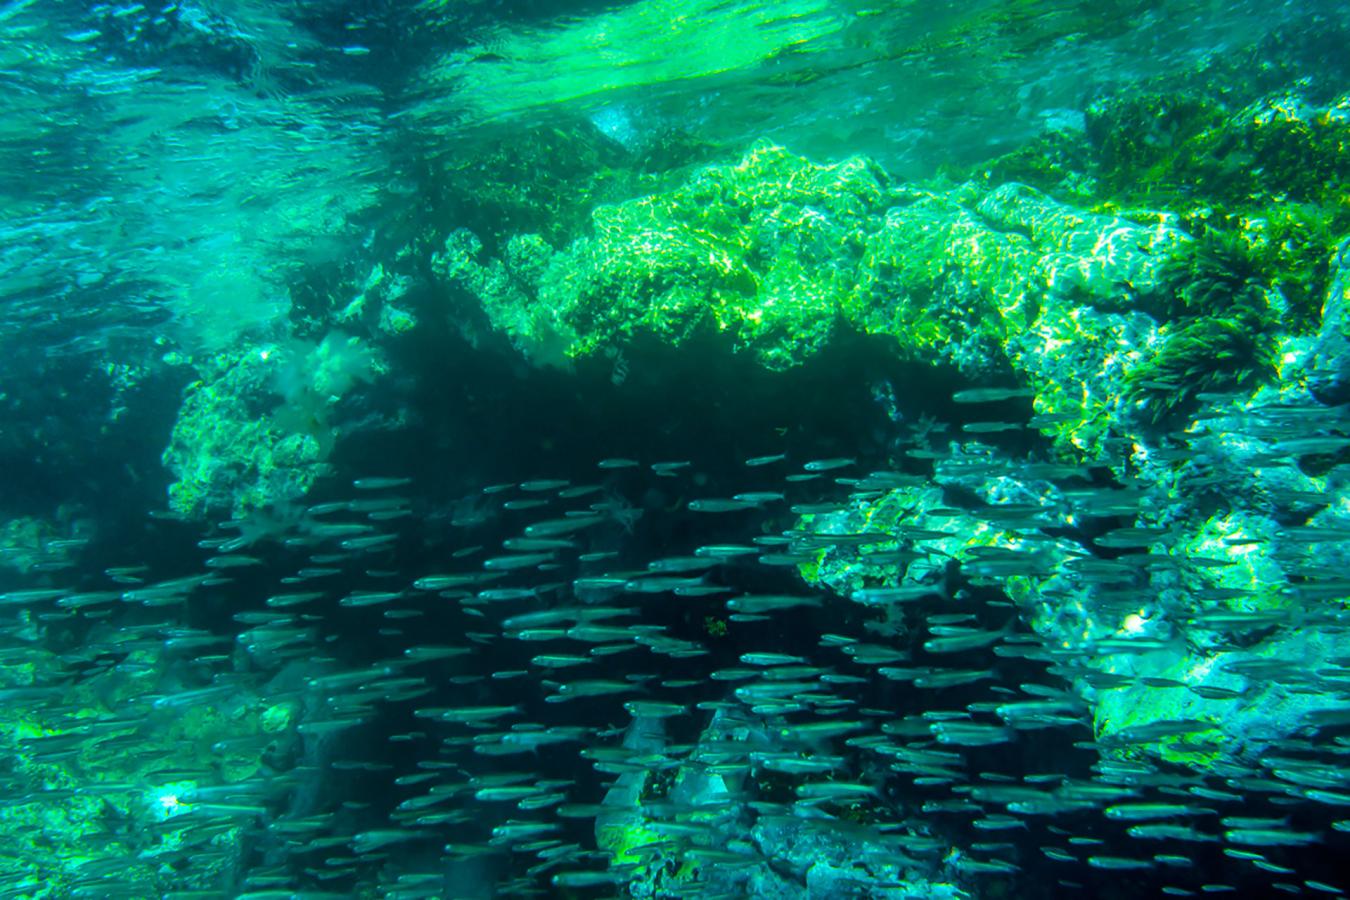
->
[438,143,1220,460]
[432,229,577,366]
[334,263,419,338]
[1309,237,1350,405]
[975,182,1188,310]
[790,422,1350,776]
[89,1,265,84]
[0,514,89,576]
[436,141,889,371]
[597,705,962,899]
[751,813,960,900]
[163,333,383,519]
[850,185,1038,376]
[163,348,326,520]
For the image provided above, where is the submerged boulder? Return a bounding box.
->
[436,141,1205,462]
[1309,237,1350,405]
[163,332,383,519]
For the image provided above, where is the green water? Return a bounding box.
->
[1,1,1349,897]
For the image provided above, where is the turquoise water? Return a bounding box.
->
[2,1,1350,897]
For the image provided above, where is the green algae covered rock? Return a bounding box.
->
[975,182,1189,309]
[849,186,1038,373]
[163,348,326,519]
[437,141,891,371]
[163,332,383,519]
[436,107,1341,465]
[0,515,86,575]
[965,82,1350,438]
[437,141,1208,461]
[1310,236,1350,404]
[1091,90,1350,216]
[983,85,1350,331]
[0,627,290,897]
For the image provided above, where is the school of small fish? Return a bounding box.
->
[3,384,1350,899]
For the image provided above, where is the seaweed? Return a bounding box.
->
[1241,202,1339,335]
[1126,229,1279,423]
[959,128,1096,203]
[1086,91,1227,203]
[1160,227,1270,319]
[427,121,724,254]
[1125,312,1275,424]
[967,80,1348,332]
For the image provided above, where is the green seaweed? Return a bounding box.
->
[968,76,1348,342]
[430,121,720,254]
[1123,227,1280,424]
[1124,312,1275,425]
[1086,91,1227,203]
[1237,202,1339,334]
[962,128,1096,203]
